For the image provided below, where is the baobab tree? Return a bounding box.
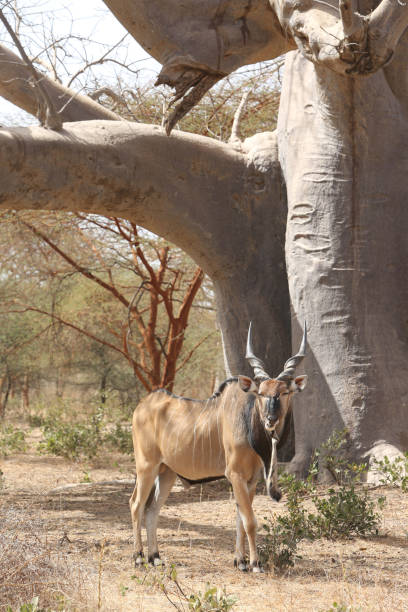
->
[0,0,407,475]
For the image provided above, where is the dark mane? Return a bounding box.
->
[243,395,272,472]
[209,377,239,399]
[152,377,239,403]
[151,388,202,403]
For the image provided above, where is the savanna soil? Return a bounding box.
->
[1,434,408,611]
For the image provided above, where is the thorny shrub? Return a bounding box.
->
[0,507,94,611]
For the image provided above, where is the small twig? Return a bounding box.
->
[97,538,106,611]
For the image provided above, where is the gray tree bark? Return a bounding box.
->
[278,48,408,472]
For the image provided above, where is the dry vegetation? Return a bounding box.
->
[0,506,95,611]
[1,429,408,611]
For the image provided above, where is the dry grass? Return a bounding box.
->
[1,439,408,611]
[0,506,96,611]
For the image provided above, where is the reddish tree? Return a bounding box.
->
[14,215,205,392]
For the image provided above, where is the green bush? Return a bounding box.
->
[259,520,298,571]
[0,425,27,457]
[38,418,101,460]
[188,585,237,611]
[312,485,385,538]
[6,596,41,612]
[312,429,367,485]
[104,423,133,454]
[38,414,134,460]
[322,604,362,612]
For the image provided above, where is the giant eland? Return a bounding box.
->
[129,323,307,571]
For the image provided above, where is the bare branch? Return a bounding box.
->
[20,219,131,309]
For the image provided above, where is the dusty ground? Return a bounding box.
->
[1,444,408,612]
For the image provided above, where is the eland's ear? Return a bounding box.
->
[294,375,308,391]
[238,375,258,393]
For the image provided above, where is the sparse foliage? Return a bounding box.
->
[371,453,408,492]
[260,430,385,571]
[134,564,237,612]
[0,424,26,456]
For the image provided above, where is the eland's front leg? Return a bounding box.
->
[226,469,261,573]
[233,480,257,571]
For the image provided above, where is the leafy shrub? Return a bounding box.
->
[277,476,383,542]
[312,485,385,538]
[27,414,45,428]
[322,604,362,612]
[37,404,108,461]
[371,453,408,492]
[38,414,134,460]
[0,425,27,457]
[188,585,237,611]
[38,419,101,460]
[312,429,367,485]
[259,519,298,571]
[6,596,41,612]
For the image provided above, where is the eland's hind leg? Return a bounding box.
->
[129,465,159,566]
[144,465,176,565]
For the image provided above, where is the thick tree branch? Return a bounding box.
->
[0,121,275,279]
[0,9,62,129]
[0,121,289,379]
[103,0,292,131]
[0,43,121,122]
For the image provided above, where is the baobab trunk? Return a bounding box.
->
[278,51,408,474]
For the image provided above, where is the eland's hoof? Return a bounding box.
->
[133,552,145,567]
[250,561,264,573]
[234,558,248,572]
[148,552,162,567]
